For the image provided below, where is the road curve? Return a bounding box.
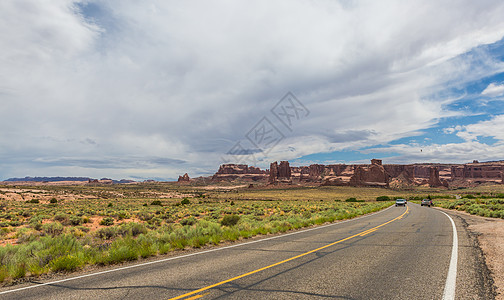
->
[0,203,494,299]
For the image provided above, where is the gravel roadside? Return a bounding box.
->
[439,208,504,300]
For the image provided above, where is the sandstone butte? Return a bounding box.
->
[180,159,504,188]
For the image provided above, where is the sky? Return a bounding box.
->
[2,0,504,181]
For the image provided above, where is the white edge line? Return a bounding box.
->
[0,204,395,295]
[438,210,458,300]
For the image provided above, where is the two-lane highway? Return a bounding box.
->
[0,203,494,299]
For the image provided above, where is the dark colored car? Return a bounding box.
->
[395,199,406,207]
[421,199,433,207]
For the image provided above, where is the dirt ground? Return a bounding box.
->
[443,209,504,300]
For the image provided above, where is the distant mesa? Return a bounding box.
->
[3,176,135,184]
[4,176,91,182]
[200,159,504,188]
[210,164,268,182]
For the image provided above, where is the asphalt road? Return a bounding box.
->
[0,203,495,299]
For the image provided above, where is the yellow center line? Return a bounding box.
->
[169,205,409,300]
[184,292,210,299]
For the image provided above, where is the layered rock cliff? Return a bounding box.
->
[207,160,504,187]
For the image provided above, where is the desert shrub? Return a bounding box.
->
[116,211,130,220]
[0,267,8,283]
[180,198,190,205]
[345,198,364,202]
[221,215,240,226]
[464,194,476,199]
[29,218,42,230]
[10,263,26,279]
[147,217,162,226]
[302,211,312,219]
[107,203,113,207]
[180,217,197,226]
[50,254,82,272]
[100,217,115,226]
[150,200,162,206]
[54,214,70,225]
[118,222,147,237]
[376,196,390,201]
[49,198,58,204]
[69,216,83,226]
[138,211,154,221]
[28,199,39,204]
[8,221,22,227]
[42,222,64,236]
[96,227,118,239]
[104,238,139,264]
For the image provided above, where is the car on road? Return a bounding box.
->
[395,199,406,207]
[421,199,433,207]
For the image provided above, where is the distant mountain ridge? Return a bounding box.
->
[3,176,135,184]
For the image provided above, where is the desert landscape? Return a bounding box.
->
[1,159,504,299]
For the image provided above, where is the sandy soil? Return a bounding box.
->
[471,218,504,299]
[443,209,504,300]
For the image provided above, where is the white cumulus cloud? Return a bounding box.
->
[481,82,504,96]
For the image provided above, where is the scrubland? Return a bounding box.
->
[0,183,503,284]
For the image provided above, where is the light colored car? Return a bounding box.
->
[395,199,406,207]
[421,199,433,207]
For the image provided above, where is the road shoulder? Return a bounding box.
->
[438,208,503,300]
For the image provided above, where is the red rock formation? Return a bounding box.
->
[279,161,291,179]
[428,167,443,187]
[269,162,278,184]
[348,161,389,187]
[371,159,382,165]
[212,164,268,182]
[206,160,504,187]
[269,161,292,184]
[178,173,190,182]
[308,164,325,181]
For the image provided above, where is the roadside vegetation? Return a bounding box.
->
[435,197,504,218]
[0,183,393,284]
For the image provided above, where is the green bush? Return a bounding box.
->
[221,215,240,226]
[29,218,42,231]
[345,198,364,202]
[54,214,70,225]
[28,199,39,204]
[180,217,197,226]
[42,222,64,236]
[50,254,82,272]
[105,239,139,264]
[150,200,162,206]
[0,267,8,283]
[97,227,118,239]
[180,198,190,205]
[118,222,147,237]
[376,196,390,201]
[69,216,83,226]
[49,198,58,204]
[100,217,115,226]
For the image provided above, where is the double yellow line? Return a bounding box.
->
[170,205,409,300]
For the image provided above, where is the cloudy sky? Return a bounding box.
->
[2,0,504,181]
